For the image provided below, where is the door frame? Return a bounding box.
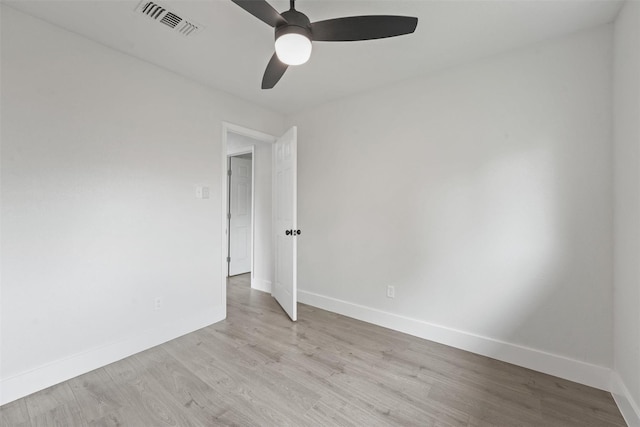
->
[227,148,254,278]
[221,122,276,314]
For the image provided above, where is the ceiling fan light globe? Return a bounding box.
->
[275,33,312,66]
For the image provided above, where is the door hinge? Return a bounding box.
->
[226,256,231,263]
[227,169,232,176]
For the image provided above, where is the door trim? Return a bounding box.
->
[221,122,276,317]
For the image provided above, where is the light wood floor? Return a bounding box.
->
[1,274,627,426]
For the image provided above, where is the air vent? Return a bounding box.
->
[160,12,181,28]
[136,1,202,37]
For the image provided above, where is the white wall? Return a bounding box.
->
[288,26,614,389]
[613,0,640,424]
[0,5,283,404]
[227,132,274,293]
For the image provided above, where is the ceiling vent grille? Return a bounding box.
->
[136,1,202,37]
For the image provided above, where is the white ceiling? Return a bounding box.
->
[5,0,623,115]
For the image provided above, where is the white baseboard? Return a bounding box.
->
[0,306,225,406]
[611,372,640,427]
[298,290,611,391]
[252,278,272,293]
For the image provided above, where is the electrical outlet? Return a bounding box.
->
[386,285,395,298]
[154,297,162,310]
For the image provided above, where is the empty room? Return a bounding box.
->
[1,0,639,425]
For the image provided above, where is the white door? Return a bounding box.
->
[229,156,252,276]
[273,127,297,321]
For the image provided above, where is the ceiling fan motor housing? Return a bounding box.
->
[276,9,312,41]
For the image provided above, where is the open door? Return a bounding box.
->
[228,155,252,276]
[273,127,298,321]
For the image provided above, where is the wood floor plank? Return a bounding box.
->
[0,274,628,426]
[85,405,149,427]
[539,395,627,427]
[163,331,311,425]
[68,368,127,423]
[25,382,87,426]
[325,370,467,426]
[162,332,244,389]
[24,382,77,417]
[29,404,88,427]
[103,357,205,427]
[0,398,32,427]
[427,378,543,426]
[130,346,232,424]
[304,396,404,427]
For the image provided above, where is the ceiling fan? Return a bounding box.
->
[231,0,419,89]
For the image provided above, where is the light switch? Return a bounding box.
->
[196,186,210,199]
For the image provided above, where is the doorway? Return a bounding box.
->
[221,122,299,321]
[222,124,275,299]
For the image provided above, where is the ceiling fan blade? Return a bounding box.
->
[311,16,418,42]
[262,53,288,89]
[231,0,287,27]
